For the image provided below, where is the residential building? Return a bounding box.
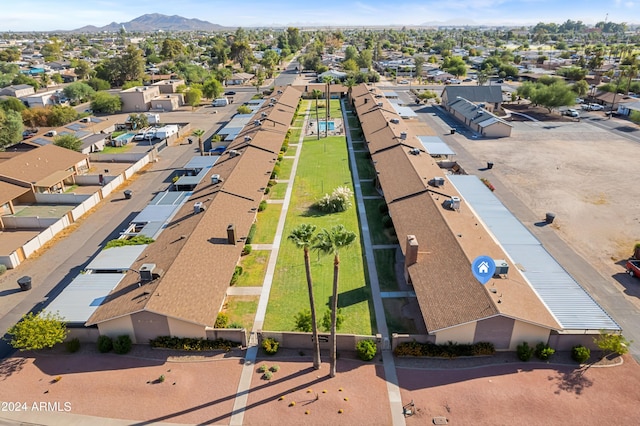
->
[118,86,161,113]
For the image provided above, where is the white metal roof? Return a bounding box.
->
[448,174,620,331]
[417,136,456,156]
[44,274,125,323]
[86,245,148,271]
[391,104,418,118]
[183,155,220,170]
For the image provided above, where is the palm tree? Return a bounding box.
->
[313,225,356,378]
[192,129,205,156]
[288,224,322,369]
[343,77,357,107]
[322,75,333,137]
[311,89,322,140]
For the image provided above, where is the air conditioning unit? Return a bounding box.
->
[261,112,267,118]
[193,202,205,214]
[400,132,407,140]
[390,118,400,124]
[377,102,383,107]
[211,174,221,184]
[493,259,509,276]
[409,148,420,155]
[80,117,90,123]
[229,149,240,157]
[268,102,274,107]
[450,196,461,210]
[430,177,445,187]
[244,136,252,142]
[270,97,277,102]
[139,263,156,282]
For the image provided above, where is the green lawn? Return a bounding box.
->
[223,296,259,331]
[269,183,287,199]
[354,151,376,180]
[101,144,133,154]
[384,298,420,334]
[278,158,294,180]
[288,127,302,144]
[374,249,399,292]
[364,199,398,245]
[285,144,297,156]
[316,99,342,118]
[252,204,282,244]
[235,250,270,287]
[264,101,375,335]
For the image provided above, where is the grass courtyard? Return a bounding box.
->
[263,102,376,336]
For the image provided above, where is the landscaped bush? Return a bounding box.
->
[264,187,270,195]
[215,313,229,328]
[378,203,389,214]
[149,336,240,351]
[262,337,280,355]
[535,342,556,360]
[382,215,393,229]
[105,235,154,249]
[394,340,496,358]
[66,337,80,353]
[572,345,591,363]
[227,321,244,329]
[356,339,377,361]
[316,186,353,213]
[113,335,132,354]
[230,266,243,285]
[242,244,252,256]
[97,335,113,353]
[270,165,281,179]
[258,200,267,212]
[0,265,7,275]
[517,342,534,361]
[246,224,257,244]
[294,309,313,332]
[267,180,277,187]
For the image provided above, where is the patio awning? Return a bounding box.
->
[34,169,74,189]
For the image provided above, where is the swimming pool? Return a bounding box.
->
[112,132,136,146]
[318,121,335,132]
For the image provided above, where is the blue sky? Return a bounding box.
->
[1,0,638,32]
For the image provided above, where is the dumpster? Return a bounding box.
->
[124,190,133,199]
[18,276,32,291]
[545,212,556,224]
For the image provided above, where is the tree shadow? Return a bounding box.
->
[336,287,371,309]
[548,366,593,395]
[0,357,27,380]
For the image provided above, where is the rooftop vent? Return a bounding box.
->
[254,120,262,126]
[409,148,420,155]
[229,149,240,157]
[400,132,407,140]
[211,174,221,184]
[390,118,400,124]
[377,102,383,107]
[270,97,277,102]
[139,263,156,282]
[261,112,268,118]
[244,136,252,142]
[193,202,205,214]
[429,177,445,187]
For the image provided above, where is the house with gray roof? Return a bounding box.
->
[446,97,512,137]
[441,85,503,112]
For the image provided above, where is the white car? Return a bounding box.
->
[398,80,409,84]
[564,109,580,118]
[588,103,604,111]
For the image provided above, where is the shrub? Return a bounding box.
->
[270,365,280,372]
[517,342,534,361]
[572,345,591,363]
[262,371,273,380]
[270,165,280,179]
[277,153,284,162]
[267,180,277,187]
[258,364,268,373]
[215,313,229,328]
[0,264,6,275]
[158,375,165,383]
[356,339,377,361]
[320,309,344,332]
[594,332,631,356]
[105,235,154,249]
[230,266,243,285]
[378,203,389,214]
[264,187,270,195]
[393,340,496,358]
[246,224,257,244]
[316,186,353,213]
[242,244,252,256]
[113,335,132,354]
[97,335,113,353]
[149,336,239,351]
[294,309,313,332]
[66,337,80,353]
[262,337,279,355]
[227,321,244,329]
[258,200,267,212]
[535,342,556,360]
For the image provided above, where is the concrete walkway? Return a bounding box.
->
[229,105,310,426]
[342,99,406,426]
[226,286,262,296]
[250,244,273,250]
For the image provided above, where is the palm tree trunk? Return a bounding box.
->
[330,254,340,378]
[199,137,204,156]
[315,97,320,140]
[304,248,321,370]
[325,83,330,138]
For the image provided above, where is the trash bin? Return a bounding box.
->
[188,138,193,144]
[487,162,494,169]
[17,276,32,291]
[124,190,132,199]
[450,129,456,134]
[545,212,556,224]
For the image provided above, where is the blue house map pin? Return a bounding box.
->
[472,256,496,285]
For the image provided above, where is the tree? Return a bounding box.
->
[87,77,110,91]
[236,105,251,114]
[11,73,39,91]
[0,97,27,113]
[313,225,357,377]
[311,89,322,140]
[0,109,24,149]
[517,81,576,113]
[261,50,280,78]
[48,105,79,127]
[413,55,426,80]
[53,134,82,152]
[51,73,63,85]
[185,87,203,109]
[572,80,589,97]
[74,60,93,80]
[63,82,95,103]
[202,77,223,99]
[343,77,357,105]
[91,91,122,114]
[289,224,322,370]
[294,309,313,332]
[128,113,149,130]
[5,311,68,351]
[594,332,631,357]
[253,70,265,94]
[160,38,185,60]
[192,129,205,156]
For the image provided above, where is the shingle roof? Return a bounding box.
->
[442,85,503,105]
[0,144,88,186]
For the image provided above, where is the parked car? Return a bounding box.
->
[588,103,604,111]
[564,109,580,118]
[626,259,640,278]
[398,80,409,84]
[575,98,584,104]
[224,91,236,96]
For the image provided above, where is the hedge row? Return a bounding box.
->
[149,336,240,352]
[394,340,495,358]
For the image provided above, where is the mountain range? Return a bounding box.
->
[71,13,227,33]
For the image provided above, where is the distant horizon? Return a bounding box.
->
[1,0,638,32]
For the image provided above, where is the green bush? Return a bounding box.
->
[149,336,239,351]
[378,203,389,214]
[258,364,268,373]
[215,313,229,328]
[264,187,270,195]
[270,365,280,372]
[227,321,244,329]
[356,339,377,361]
[517,342,534,361]
[267,180,277,187]
[393,340,496,358]
[246,224,257,244]
[262,337,279,355]
[242,244,252,256]
[97,335,113,353]
[535,342,556,360]
[316,186,353,213]
[66,337,80,353]
[270,165,280,179]
[294,310,313,332]
[113,335,132,354]
[262,371,273,380]
[572,345,591,363]
[0,264,7,275]
[230,266,243,285]
[105,235,154,249]
[258,200,267,212]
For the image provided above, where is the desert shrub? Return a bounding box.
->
[242,244,252,256]
[393,340,496,358]
[149,336,239,351]
[258,200,267,212]
[472,341,496,356]
[270,365,280,372]
[215,313,229,328]
[294,309,313,332]
[246,224,257,244]
[113,335,132,354]
[227,321,244,329]
[356,339,377,361]
[0,265,7,275]
[316,186,353,213]
[230,266,243,285]
[97,335,113,353]
[105,235,154,249]
[594,332,631,356]
[66,337,80,353]
[517,342,534,361]
[262,371,273,380]
[262,337,279,355]
[258,364,268,373]
[535,342,556,360]
[571,345,591,363]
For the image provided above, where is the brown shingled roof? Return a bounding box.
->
[0,144,88,185]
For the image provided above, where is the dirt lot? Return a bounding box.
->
[458,118,640,282]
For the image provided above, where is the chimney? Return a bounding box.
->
[227,224,236,245]
[364,98,368,104]
[404,235,419,284]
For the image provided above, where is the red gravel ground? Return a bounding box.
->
[242,357,391,426]
[397,355,640,426]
